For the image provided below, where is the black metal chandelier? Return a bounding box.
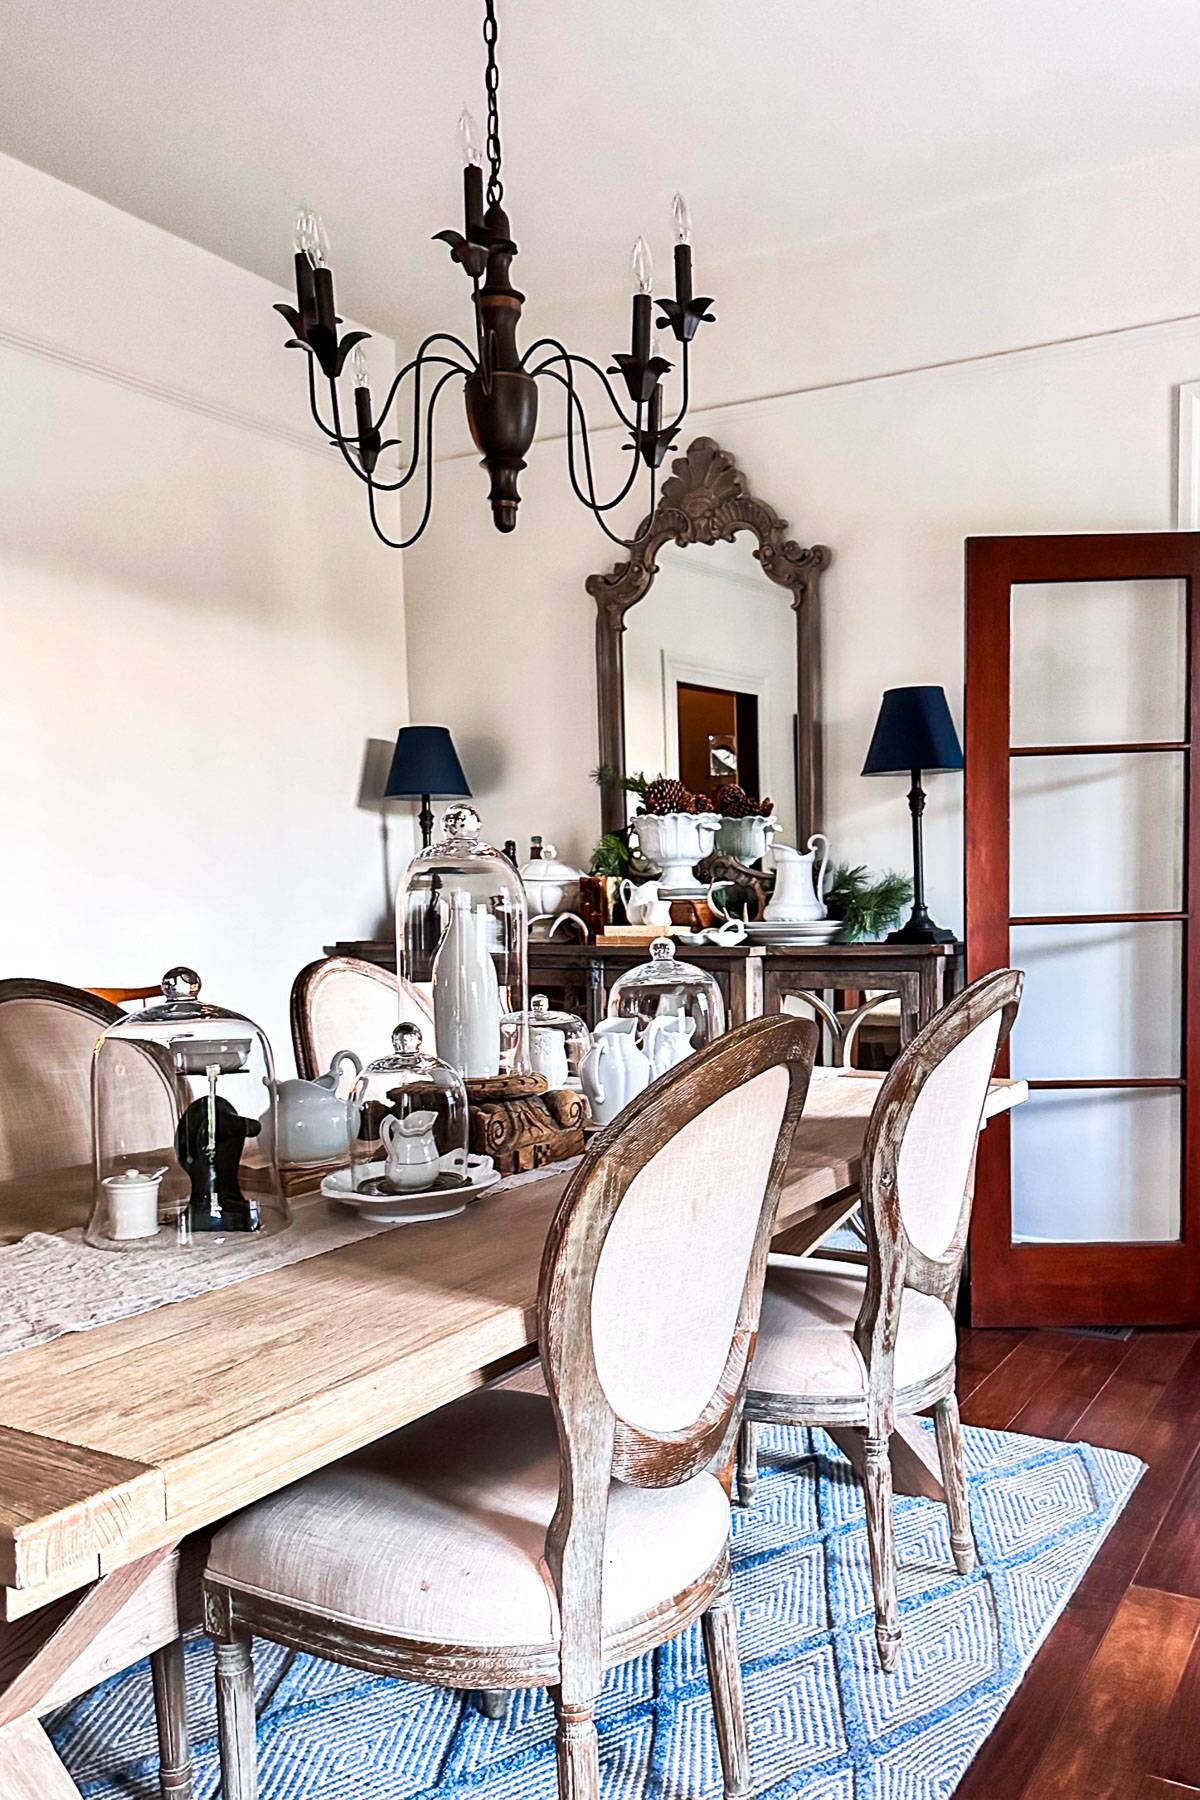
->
[276,0,714,549]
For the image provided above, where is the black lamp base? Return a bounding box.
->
[887,906,957,946]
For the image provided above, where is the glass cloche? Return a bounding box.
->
[87,967,288,1251]
[607,937,727,1063]
[501,993,591,1088]
[396,805,529,1080]
[347,1023,470,1218]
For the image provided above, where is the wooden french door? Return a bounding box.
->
[966,533,1200,1327]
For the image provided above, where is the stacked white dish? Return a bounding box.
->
[745,919,843,945]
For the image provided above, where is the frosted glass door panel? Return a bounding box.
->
[1009,922,1182,1080]
[1011,580,1186,747]
[1010,752,1185,916]
[1011,1088,1181,1243]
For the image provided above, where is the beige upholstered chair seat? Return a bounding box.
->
[749,1256,957,1400]
[208,1387,730,1647]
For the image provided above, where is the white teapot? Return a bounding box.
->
[645,1013,696,1077]
[579,1018,651,1127]
[262,1048,362,1167]
[764,834,831,924]
[380,1108,441,1192]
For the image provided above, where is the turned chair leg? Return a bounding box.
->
[213,1629,257,1800]
[862,1432,900,1672]
[150,1637,192,1800]
[735,1418,758,1507]
[701,1568,751,1799]
[933,1392,976,1574]
[552,1691,600,1800]
[471,1688,508,1719]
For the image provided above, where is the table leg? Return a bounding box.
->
[0,1547,191,1800]
[0,1714,84,1798]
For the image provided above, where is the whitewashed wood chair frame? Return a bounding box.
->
[202,1012,818,1800]
[289,954,435,1079]
[737,967,1023,1671]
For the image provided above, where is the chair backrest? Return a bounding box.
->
[853,968,1023,1406]
[538,1014,816,1683]
[0,978,180,1189]
[289,956,435,1079]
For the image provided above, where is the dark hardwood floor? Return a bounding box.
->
[953,1323,1200,1800]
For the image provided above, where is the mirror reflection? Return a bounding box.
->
[622,536,798,841]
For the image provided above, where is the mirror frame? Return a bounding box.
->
[587,436,831,839]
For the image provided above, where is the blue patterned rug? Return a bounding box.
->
[49,1422,1142,1800]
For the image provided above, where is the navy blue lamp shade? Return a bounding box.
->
[385,726,470,847]
[861,686,962,944]
[861,686,964,778]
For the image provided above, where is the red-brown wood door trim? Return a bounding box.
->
[965,532,1200,1327]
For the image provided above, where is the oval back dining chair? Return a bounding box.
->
[0,977,180,1238]
[289,954,435,1079]
[202,1012,818,1800]
[737,967,1023,1673]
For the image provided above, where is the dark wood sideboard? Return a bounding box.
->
[326,939,962,1048]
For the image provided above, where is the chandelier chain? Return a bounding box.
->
[483,0,503,209]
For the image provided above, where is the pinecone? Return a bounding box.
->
[642,776,692,816]
[693,793,716,814]
[716,782,754,818]
[760,796,775,816]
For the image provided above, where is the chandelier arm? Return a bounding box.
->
[521,338,640,433]
[537,365,651,548]
[661,336,691,434]
[325,356,470,492]
[539,364,645,516]
[305,356,339,438]
[374,333,478,424]
[364,366,465,549]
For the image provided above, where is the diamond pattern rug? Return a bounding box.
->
[48,1422,1142,1799]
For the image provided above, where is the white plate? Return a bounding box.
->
[746,922,842,942]
[321,1155,501,1224]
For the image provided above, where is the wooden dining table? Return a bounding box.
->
[0,1070,1025,1799]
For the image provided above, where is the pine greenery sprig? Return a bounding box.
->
[824,863,913,942]
[591,764,648,797]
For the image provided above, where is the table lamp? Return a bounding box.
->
[861,685,963,944]
[384,726,471,848]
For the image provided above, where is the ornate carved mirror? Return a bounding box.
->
[588,437,831,841]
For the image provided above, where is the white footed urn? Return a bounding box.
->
[629,811,720,898]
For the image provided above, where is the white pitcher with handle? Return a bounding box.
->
[764,834,831,923]
[380,1109,441,1191]
[579,1019,651,1127]
[645,1013,696,1077]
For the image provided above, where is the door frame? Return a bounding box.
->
[965,532,1200,1327]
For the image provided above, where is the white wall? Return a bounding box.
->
[404,148,1200,927]
[0,153,408,1063]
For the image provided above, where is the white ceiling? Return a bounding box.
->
[3,0,1199,350]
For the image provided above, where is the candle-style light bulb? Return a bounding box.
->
[293,206,313,257]
[305,212,331,271]
[458,107,483,169]
[631,235,654,296]
[351,345,370,392]
[672,192,692,246]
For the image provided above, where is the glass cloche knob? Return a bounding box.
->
[530,994,550,1018]
[161,966,202,1001]
[649,938,676,962]
[440,804,481,842]
[392,1022,424,1057]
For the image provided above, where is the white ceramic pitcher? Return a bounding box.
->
[764,834,831,923]
[579,1018,651,1127]
[380,1109,441,1191]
